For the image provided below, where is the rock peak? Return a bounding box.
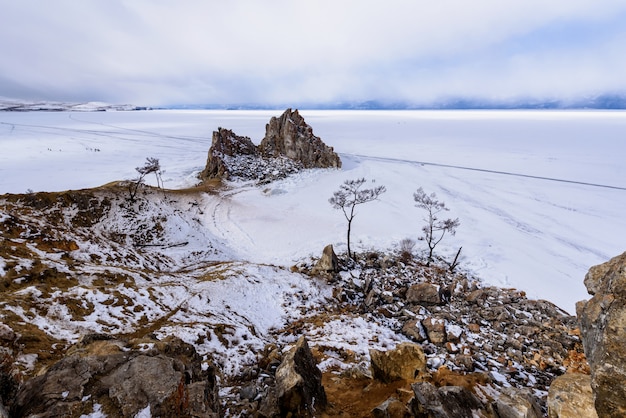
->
[259,108,341,169]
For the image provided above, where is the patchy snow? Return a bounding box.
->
[0,109,624,315]
[79,403,106,418]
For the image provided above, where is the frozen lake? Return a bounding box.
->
[1,109,625,313]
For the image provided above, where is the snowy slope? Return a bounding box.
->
[1,109,625,313]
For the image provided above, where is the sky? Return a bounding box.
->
[1,0,626,107]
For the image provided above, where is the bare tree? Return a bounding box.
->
[128,157,162,201]
[414,187,460,265]
[329,178,386,260]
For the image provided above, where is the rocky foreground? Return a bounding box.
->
[0,182,624,417]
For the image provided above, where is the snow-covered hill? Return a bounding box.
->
[0,97,143,112]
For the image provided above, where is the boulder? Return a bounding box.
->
[259,108,341,169]
[372,396,411,418]
[311,244,340,277]
[547,373,598,418]
[200,127,258,180]
[370,342,427,383]
[402,319,428,342]
[410,382,485,418]
[406,283,441,305]
[576,251,626,417]
[275,336,327,417]
[495,387,542,418]
[12,335,219,418]
[422,316,447,344]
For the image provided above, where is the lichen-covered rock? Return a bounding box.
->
[576,251,626,417]
[547,373,598,418]
[274,336,327,417]
[370,342,427,383]
[259,108,341,169]
[12,335,218,418]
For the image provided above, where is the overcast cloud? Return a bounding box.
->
[1,0,626,106]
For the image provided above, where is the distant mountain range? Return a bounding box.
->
[3,93,626,111]
[169,93,626,111]
[0,98,148,112]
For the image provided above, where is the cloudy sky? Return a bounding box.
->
[2,0,626,106]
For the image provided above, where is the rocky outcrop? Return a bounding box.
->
[200,109,341,183]
[370,342,427,383]
[576,251,626,417]
[259,108,341,169]
[11,334,219,418]
[200,128,258,179]
[547,373,598,418]
[274,336,327,417]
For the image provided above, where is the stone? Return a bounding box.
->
[372,396,411,418]
[12,335,219,418]
[576,251,626,417]
[0,323,15,342]
[259,108,341,169]
[422,316,447,344]
[275,336,327,417]
[402,319,428,342]
[406,283,441,305]
[547,373,598,418]
[410,382,485,418]
[369,342,427,383]
[311,244,340,276]
[200,127,258,179]
[495,387,542,418]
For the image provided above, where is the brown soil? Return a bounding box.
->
[322,373,412,417]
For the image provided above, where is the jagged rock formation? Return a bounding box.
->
[576,251,626,417]
[274,336,327,417]
[200,109,341,183]
[200,128,258,179]
[11,335,219,418]
[258,108,341,169]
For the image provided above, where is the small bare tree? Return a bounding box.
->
[128,157,162,201]
[414,187,460,265]
[329,178,386,260]
[398,238,417,263]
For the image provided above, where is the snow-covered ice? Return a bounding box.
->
[1,109,625,314]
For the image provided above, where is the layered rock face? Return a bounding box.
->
[258,108,341,169]
[200,109,341,183]
[11,335,219,418]
[576,251,626,417]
